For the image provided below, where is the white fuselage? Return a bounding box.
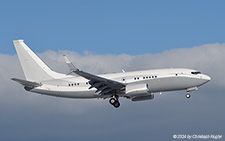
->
[30,68,211,99]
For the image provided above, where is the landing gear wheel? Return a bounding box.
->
[113,101,120,108]
[185,93,191,99]
[109,96,120,108]
[109,98,116,105]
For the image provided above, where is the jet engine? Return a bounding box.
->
[125,83,154,101]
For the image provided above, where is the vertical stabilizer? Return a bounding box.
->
[13,40,59,81]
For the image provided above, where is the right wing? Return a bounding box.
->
[63,55,126,95]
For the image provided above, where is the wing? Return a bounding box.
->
[11,78,42,88]
[63,55,125,95]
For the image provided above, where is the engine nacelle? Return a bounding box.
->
[131,94,154,101]
[125,83,150,97]
[125,83,154,101]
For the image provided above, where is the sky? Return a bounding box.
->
[1,0,225,55]
[0,0,225,141]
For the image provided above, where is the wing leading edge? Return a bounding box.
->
[63,55,126,95]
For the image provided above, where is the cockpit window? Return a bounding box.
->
[191,71,201,75]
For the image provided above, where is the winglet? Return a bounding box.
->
[63,55,79,74]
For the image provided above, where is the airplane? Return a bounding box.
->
[11,40,211,108]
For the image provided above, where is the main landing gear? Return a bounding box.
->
[109,95,120,108]
[185,93,191,99]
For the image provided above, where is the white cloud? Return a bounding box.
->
[0,43,225,140]
[40,43,225,89]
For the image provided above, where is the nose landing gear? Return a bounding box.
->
[109,95,120,108]
[185,93,191,99]
[185,87,198,99]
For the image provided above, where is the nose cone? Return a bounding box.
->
[202,74,211,83]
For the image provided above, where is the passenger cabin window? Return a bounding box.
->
[191,71,201,75]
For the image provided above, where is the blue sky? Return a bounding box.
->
[1,0,225,55]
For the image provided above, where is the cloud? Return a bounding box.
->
[0,43,224,141]
[40,43,225,89]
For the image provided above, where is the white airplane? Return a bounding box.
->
[12,40,211,108]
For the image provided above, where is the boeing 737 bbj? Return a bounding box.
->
[12,40,211,108]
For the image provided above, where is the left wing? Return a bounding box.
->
[63,55,125,95]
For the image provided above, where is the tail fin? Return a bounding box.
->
[13,40,61,81]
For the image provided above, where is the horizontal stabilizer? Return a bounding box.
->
[11,78,41,88]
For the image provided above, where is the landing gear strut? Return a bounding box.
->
[185,93,191,99]
[109,95,120,108]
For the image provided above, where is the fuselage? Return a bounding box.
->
[29,68,211,99]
